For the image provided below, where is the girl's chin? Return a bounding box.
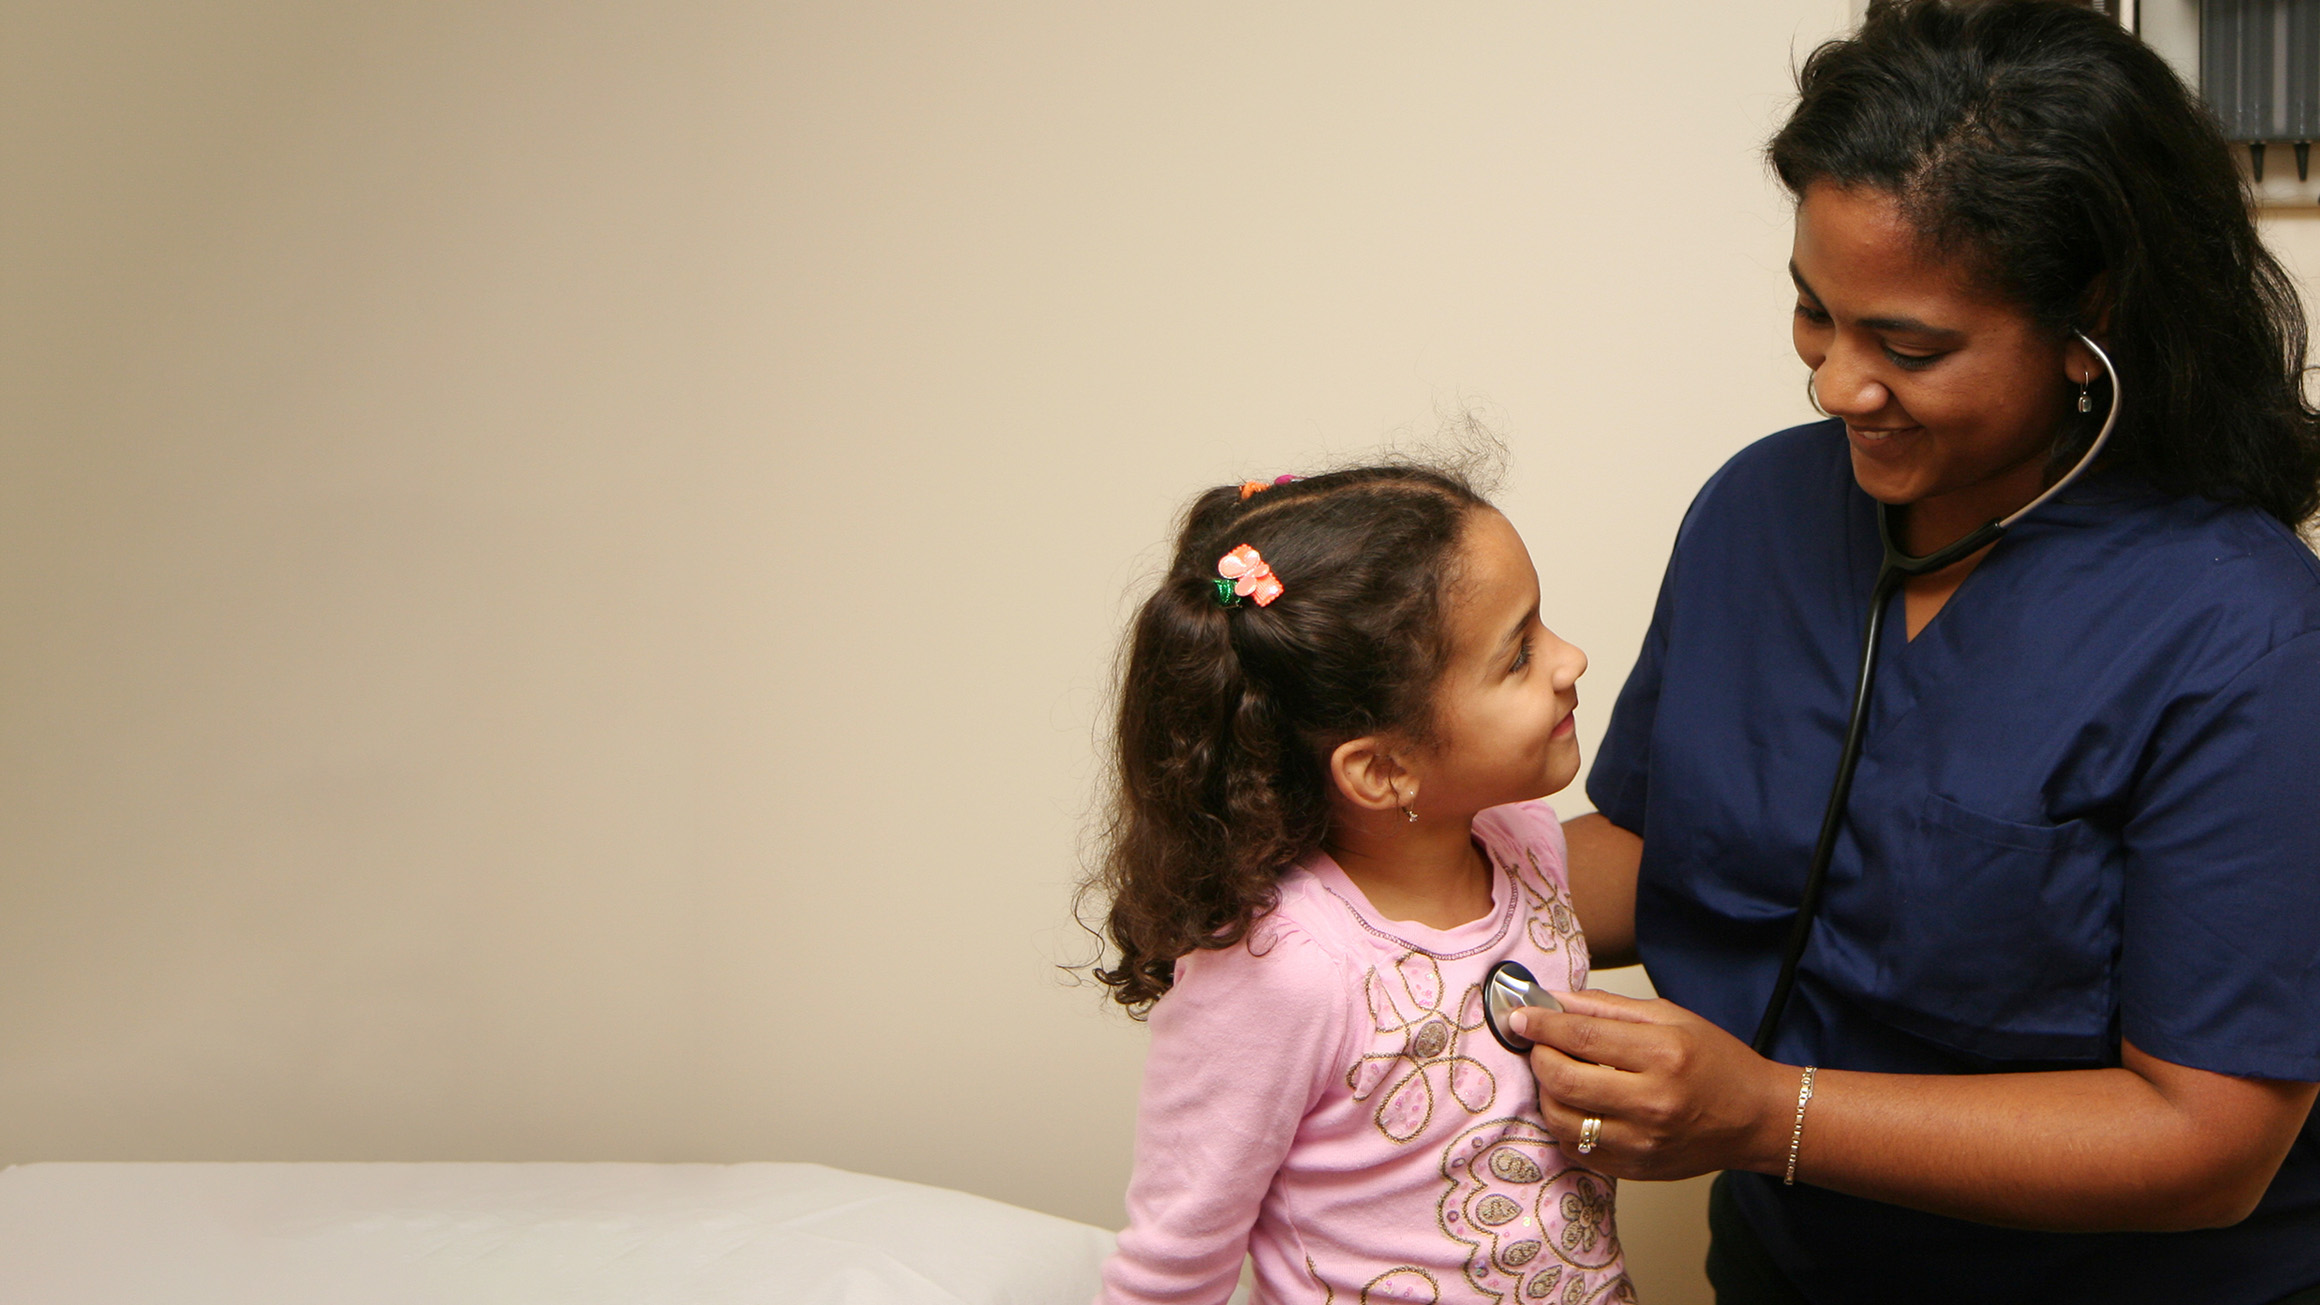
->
[1542,756,1581,798]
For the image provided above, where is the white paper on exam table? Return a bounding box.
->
[0,1160,1115,1305]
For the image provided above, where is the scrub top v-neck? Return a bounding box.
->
[1588,420,2320,1303]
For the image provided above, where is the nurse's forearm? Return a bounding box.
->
[1527,995,2316,1233]
[1786,1043,2317,1232]
[1561,813,1640,969]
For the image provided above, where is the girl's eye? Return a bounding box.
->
[1510,637,1532,673]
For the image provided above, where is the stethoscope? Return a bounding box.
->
[1482,331,2122,1059]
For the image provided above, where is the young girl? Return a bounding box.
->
[1087,465,1630,1305]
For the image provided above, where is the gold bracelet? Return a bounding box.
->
[1783,1065,1816,1186]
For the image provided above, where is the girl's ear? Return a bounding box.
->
[1329,735,1415,814]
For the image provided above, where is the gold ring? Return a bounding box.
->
[1577,1117,1602,1154]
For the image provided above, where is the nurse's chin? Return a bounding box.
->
[1846,451,1936,506]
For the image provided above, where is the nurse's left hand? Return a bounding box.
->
[1511,990,1792,1181]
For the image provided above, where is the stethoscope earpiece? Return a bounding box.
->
[1482,960,1564,1054]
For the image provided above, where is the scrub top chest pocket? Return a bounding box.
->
[1864,793,2120,1065]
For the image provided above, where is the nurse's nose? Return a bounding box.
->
[1809,356,1892,420]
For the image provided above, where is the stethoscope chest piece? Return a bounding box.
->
[1482,960,1563,1054]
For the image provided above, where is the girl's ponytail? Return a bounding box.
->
[1087,468,1486,1014]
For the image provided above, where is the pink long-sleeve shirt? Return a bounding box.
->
[1100,801,1631,1305]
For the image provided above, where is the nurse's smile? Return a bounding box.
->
[1843,424,1924,469]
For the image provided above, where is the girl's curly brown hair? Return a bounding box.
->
[1081,464,1489,1015]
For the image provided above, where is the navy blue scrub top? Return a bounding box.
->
[1589,422,2320,1304]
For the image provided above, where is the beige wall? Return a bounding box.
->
[8,5,2319,1303]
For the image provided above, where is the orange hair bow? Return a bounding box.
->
[1214,543,1284,608]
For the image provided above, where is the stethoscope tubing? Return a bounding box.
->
[1749,332,2121,1055]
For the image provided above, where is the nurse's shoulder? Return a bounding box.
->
[2119,491,2320,617]
[1667,419,1855,559]
[2082,488,2320,688]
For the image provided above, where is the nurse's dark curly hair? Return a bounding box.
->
[1770,0,2320,529]
[1082,466,1488,1015]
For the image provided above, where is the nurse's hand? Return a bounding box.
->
[1512,990,1794,1181]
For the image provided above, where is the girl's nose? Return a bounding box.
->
[1549,632,1587,688]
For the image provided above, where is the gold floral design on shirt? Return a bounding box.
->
[1304,1257,1446,1304]
[1437,1118,1630,1304]
[1556,1182,1615,1258]
[1509,847,1586,990]
[1348,950,1498,1143]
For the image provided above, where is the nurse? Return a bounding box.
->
[1513,4,2320,1302]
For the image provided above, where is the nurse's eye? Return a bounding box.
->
[1793,301,1831,326]
[1883,344,1941,371]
